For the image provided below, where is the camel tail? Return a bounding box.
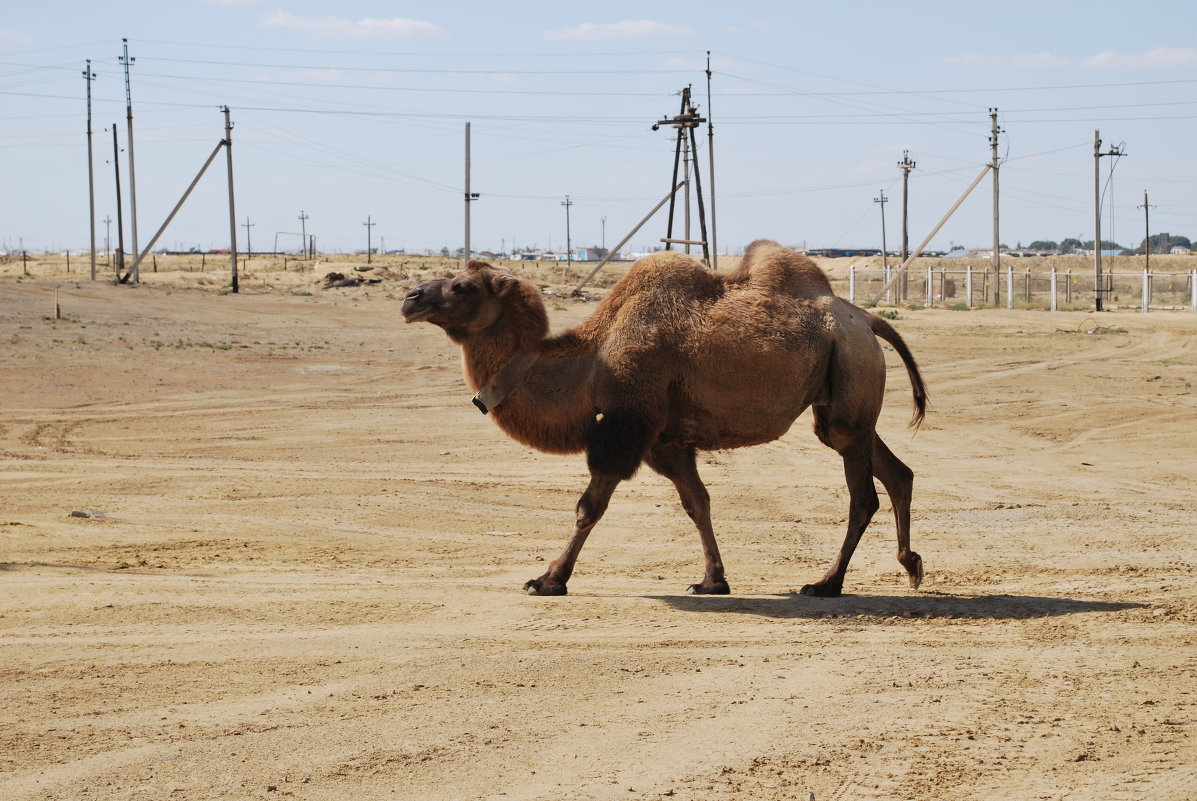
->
[867,313,928,429]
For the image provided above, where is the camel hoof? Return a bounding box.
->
[524,579,567,596]
[800,582,842,598]
[686,581,730,595]
[905,554,925,590]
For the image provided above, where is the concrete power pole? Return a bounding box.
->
[898,151,916,300]
[990,108,1003,307]
[223,106,238,293]
[463,122,479,266]
[119,39,140,282]
[84,60,97,281]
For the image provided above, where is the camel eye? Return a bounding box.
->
[450,282,474,296]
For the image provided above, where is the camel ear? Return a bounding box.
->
[492,273,519,297]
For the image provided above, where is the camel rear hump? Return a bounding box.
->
[725,239,834,299]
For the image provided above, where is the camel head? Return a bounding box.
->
[402,260,522,336]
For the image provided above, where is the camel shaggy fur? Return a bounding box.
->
[401,240,927,597]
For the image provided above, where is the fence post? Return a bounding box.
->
[966,265,973,308]
[1142,268,1150,313]
[925,264,932,308]
[849,264,856,304]
[1190,270,1197,313]
[1006,265,1014,309]
[1050,266,1058,311]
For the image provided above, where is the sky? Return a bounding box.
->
[3,0,1196,257]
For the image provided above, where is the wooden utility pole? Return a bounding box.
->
[990,109,1003,307]
[898,150,916,300]
[241,217,254,258]
[874,189,889,272]
[1138,190,1154,272]
[83,60,97,281]
[223,106,238,293]
[111,124,126,280]
[120,39,140,282]
[705,52,719,270]
[561,195,573,268]
[1093,130,1126,311]
[363,215,376,263]
[298,211,309,259]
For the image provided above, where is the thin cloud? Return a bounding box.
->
[943,52,1077,67]
[1083,46,1197,69]
[261,11,447,40]
[1012,52,1071,68]
[0,28,34,45]
[943,51,1071,67]
[199,0,262,6]
[942,52,1004,67]
[544,20,693,41]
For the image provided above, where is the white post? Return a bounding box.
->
[1006,265,1014,309]
[965,264,973,308]
[1142,268,1150,313]
[1050,266,1058,311]
[849,264,856,304]
[885,263,893,305]
[925,264,932,308]
[1191,270,1197,314]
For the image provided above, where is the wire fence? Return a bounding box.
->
[845,264,1197,313]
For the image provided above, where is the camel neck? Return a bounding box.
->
[472,350,539,414]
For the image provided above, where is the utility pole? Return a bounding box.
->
[241,216,254,258]
[119,39,139,282]
[1093,130,1126,312]
[874,189,889,272]
[103,215,112,266]
[562,195,573,268]
[298,210,309,259]
[111,125,126,280]
[601,216,607,254]
[363,215,376,263]
[84,60,97,281]
[463,121,479,266]
[705,51,719,270]
[898,150,916,300]
[222,106,238,293]
[990,108,1003,306]
[1138,190,1154,272]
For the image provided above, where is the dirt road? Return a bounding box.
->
[2,272,1195,800]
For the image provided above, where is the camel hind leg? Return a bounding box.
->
[801,409,879,597]
[646,442,730,595]
[873,435,923,589]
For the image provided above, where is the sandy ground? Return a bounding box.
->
[2,260,1196,801]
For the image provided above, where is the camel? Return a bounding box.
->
[401,240,927,597]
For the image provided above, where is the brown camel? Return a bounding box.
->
[401,240,927,597]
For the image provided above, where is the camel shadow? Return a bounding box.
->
[647,591,1144,621]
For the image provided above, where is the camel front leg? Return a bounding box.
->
[524,475,620,596]
[647,443,730,595]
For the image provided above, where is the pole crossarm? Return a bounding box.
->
[866,164,992,307]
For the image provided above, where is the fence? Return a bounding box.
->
[846,264,1197,313]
